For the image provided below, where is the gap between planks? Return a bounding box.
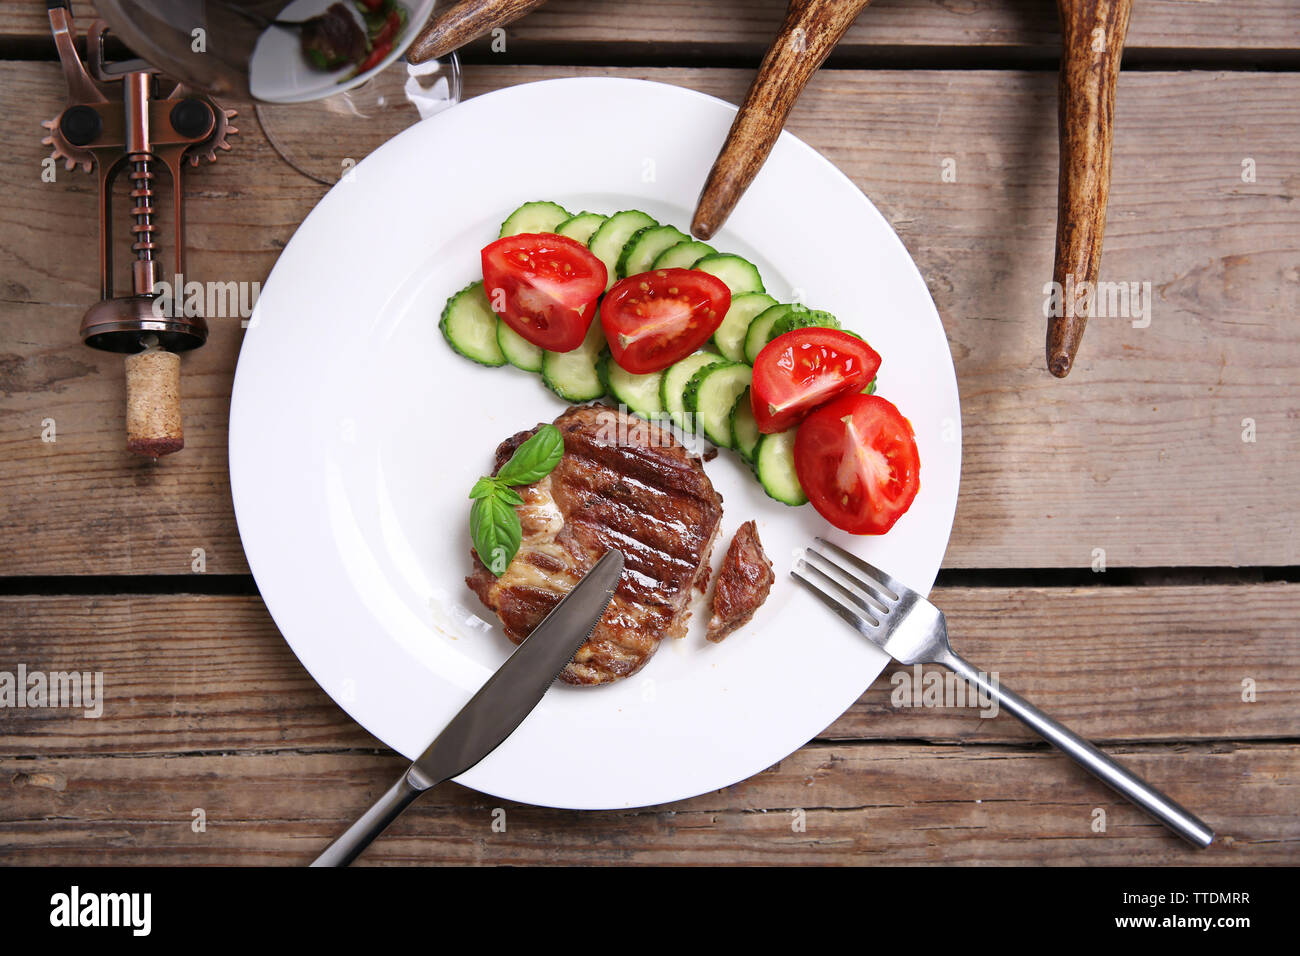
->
[1,566,1299,596]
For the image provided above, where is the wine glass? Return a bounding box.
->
[92,0,461,184]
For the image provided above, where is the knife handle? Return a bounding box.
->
[406,0,548,64]
[1046,0,1132,377]
[310,771,425,867]
[691,0,872,240]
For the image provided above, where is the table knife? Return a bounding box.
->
[311,547,624,866]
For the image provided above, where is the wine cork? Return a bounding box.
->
[124,346,184,457]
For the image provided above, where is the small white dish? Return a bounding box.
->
[249,0,437,104]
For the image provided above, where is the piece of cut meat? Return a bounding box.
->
[466,404,723,685]
[706,520,774,643]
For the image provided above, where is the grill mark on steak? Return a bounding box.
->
[706,520,774,643]
[466,404,723,685]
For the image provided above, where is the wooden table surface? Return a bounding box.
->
[2,1,1297,865]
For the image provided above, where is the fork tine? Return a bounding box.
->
[792,559,884,642]
[802,548,892,616]
[812,537,905,601]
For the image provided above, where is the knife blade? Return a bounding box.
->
[311,547,624,866]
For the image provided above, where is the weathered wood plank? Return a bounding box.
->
[3,64,1297,573]
[3,1,1297,53]
[2,742,1294,864]
[1,585,1295,755]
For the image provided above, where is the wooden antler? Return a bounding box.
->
[1047,0,1132,377]
[406,0,549,64]
[691,0,872,240]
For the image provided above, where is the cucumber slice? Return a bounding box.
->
[730,388,761,463]
[499,200,571,238]
[595,351,613,397]
[618,224,688,279]
[440,281,506,367]
[606,362,666,420]
[588,210,657,289]
[754,428,808,506]
[541,319,607,401]
[651,240,716,270]
[713,291,776,362]
[660,352,726,431]
[691,253,765,295]
[770,308,839,339]
[744,303,796,363]
[496,320,543,372]
[555,211,608,244]
[683,361,752,449]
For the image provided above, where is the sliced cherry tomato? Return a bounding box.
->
[794,394,920,535]
[356,39,393,73]
[601,269,731,374]
[481,233,607,352]
[375,9,401,45]
[751,328,881,434]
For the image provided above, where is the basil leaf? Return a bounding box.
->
[496,424,564,486]
[495,485,524,507]
[466,423,563,579]
[471,493,522,578]
[469,476,500,500]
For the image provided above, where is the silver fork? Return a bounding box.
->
[793,537,1214,848]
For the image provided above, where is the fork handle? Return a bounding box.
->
[938,650,1214,848]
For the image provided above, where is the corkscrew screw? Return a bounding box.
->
[42,1,238,456]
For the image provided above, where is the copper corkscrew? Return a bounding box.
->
[42,0,238,457]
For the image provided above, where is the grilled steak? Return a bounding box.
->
[467,404,723,685]
[706,520,774,643]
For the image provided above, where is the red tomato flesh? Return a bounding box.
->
[794,394,920,535]
[751,328,881,434]
[481,233,607,352]
[601,269,731,374]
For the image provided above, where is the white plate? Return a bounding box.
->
[229,77,961,810]
[249,0,436,104]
